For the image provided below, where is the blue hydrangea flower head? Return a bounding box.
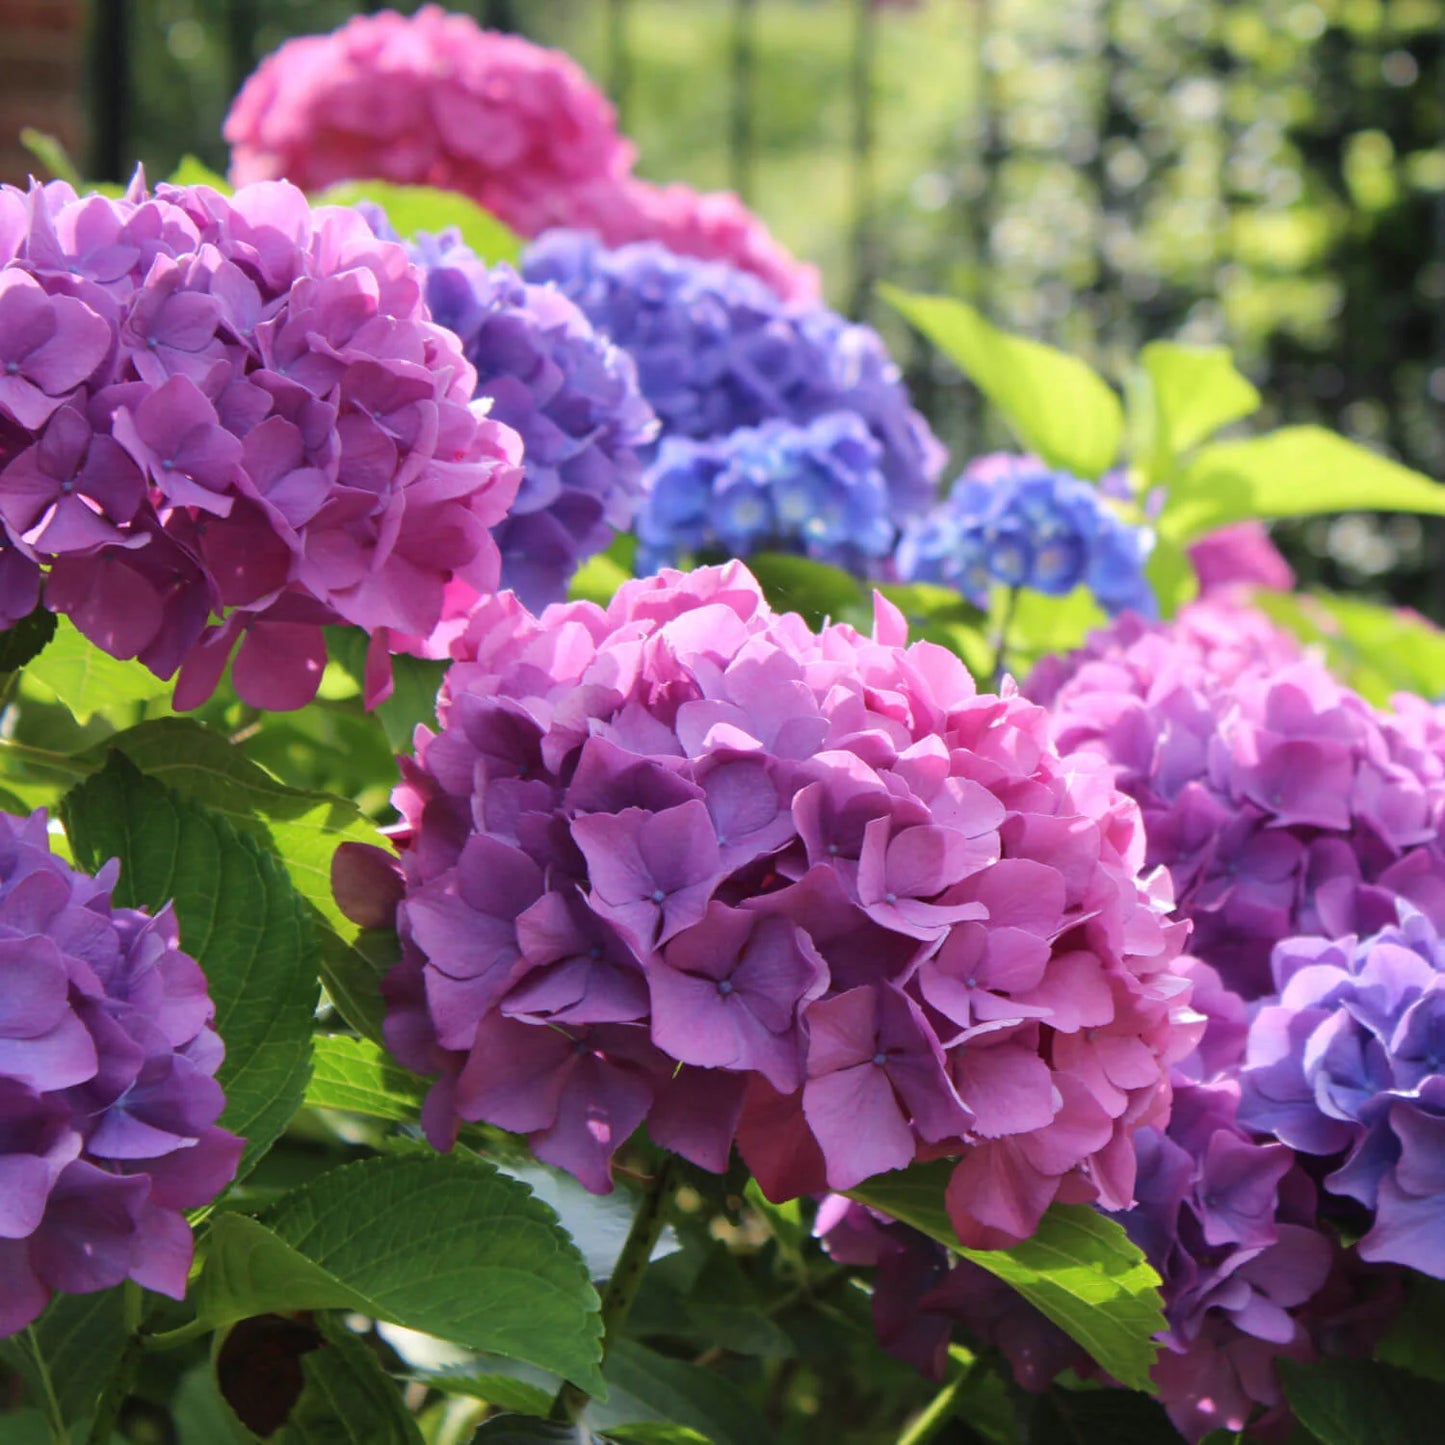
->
[521,229,943,523]
[635,412,896,574]
[893,452,1155,616]
[369,215,658,609]
[1239,900,1445,1279]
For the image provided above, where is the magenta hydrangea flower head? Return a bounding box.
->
[382,561,1194,1243]
[363,216,656,612]
[1239,901,1445,1280]
[1027,603,1445,999]
[1187,521,1295,597]
[0,173,521,709]
[224,7,634,237]
[0,809,242,1337]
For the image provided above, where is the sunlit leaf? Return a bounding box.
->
[318,180,523,265]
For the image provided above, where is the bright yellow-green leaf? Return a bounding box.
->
[318,180,523,265]
[1133,341,1260,481]
[882,284,1125,479]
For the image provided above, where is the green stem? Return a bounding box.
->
[140,1314,212,1352]
[549,1154,680,1424]
[85,1284,149,1445]
[989,585,1021,689]
[20,1325,67,1445]
[896,1362,971,1445]
[0,739,93,778]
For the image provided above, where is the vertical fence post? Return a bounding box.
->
[729,0,757,202]
[848,0,878,319]
[225,0,260,116]
[90,0,131,183]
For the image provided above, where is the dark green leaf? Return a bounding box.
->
[848,1164,1164,1393]
[305,1036,428,1122]
[1376,1275,1445,1385]
[0,606,57,673]
[588,1340,768,1445]
[1278,1358,1445,1445]
[882,285,1124,479]
[319,181,522,265]
[26,618,170,722]
[195,1155,604,1396]
[89,718,394,1042]
[605,1426,711,1445]
[61,754,318,1178]
[1027,1385,1185,1443]
[0,1288,127,1427]
[1159,427,1445,542]
[280,1317,424,1444]
[0,1409,61,1445]
[471,1419,594,1444]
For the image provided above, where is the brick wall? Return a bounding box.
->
[0,0,85,186]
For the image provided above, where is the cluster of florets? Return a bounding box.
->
[225,6,633,238]
[520,230,944,521]
[894,454,1156,616]
[1026,606,1445,999]
[0,810,242,1337]
[0,174,520,709]
[223,7,817,302]
[634,413,894,574]
[1240,902,1445,1280]
[1187,520,1295,597]
[379,220,657,612]
[382,561,1194,1246]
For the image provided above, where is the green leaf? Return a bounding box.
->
[61,753,318,1178]
[569,550,634,607]
[874,582,992,679]
[1026,1385,1186,1443]
[26,617,170,723]
[605,1426,711,1445]
[305,1035,428,1122]
[279,1317,423,1445]
[1003,585,1109,678]
[882,284,1124,479]
[421,1371,555,1417]
[1278,1358,1445,1445]
[1159,427,1445,543]
[20,127,84,186]
[848,1163,1164,1393]
[326,631,444,752]
[0,1289,127,1427]
[1376,1275,1445,1385]
[0,606,57,672]
[1131,342,1260,481]
[168,155,233,192]
[195,1154,604,1396]
[1252,590,1445,705]
[588,1340,768,1445]
[90,717,394,1042]
[746,552,867,631]
[318,181,522,265]
[1144,535,1199,621]
[471,1420,590,1444]
[0,1410,61,1445]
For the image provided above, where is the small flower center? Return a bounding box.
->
[871,1051,888,1067]
[650,888,666,904]
[884,891,898,904]
[4,361,19,375]
[717,979,734,997]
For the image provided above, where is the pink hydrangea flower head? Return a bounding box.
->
[0,173,521,709]
[224,7,634,238]
[0,809,243,1338]
[1028,600,1445,998]
[1187,521,1295,596]
[383,562,1194,1248]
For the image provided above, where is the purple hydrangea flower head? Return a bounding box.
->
[0,809,242,1338]
[895,453,1156,616]
[381,561,1195,1249]
[368,217,656,611]
[1239,901,1445,1278]
[1027,602,1445,999]
[635,412,896,573]
[520,229,943,520]
[0,174,523,709]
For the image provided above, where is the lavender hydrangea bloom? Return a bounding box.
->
[381,561,1195,1248]
[895,453,1156,616]
[635,413,895,573]
[520,229,943,521]
[0,810,242,1337]
[383,224,657,611]
[1239,902,1445,1279]
[1028,605,1445,1000]
[0,174,523,710]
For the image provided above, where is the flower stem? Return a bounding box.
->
[20,1325,67,1445]
[0,739,93,778]
[990,585,1021,689]
[85,1284,149,1445]
[549,1154,680,1424]
[896,1361,972,1445]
